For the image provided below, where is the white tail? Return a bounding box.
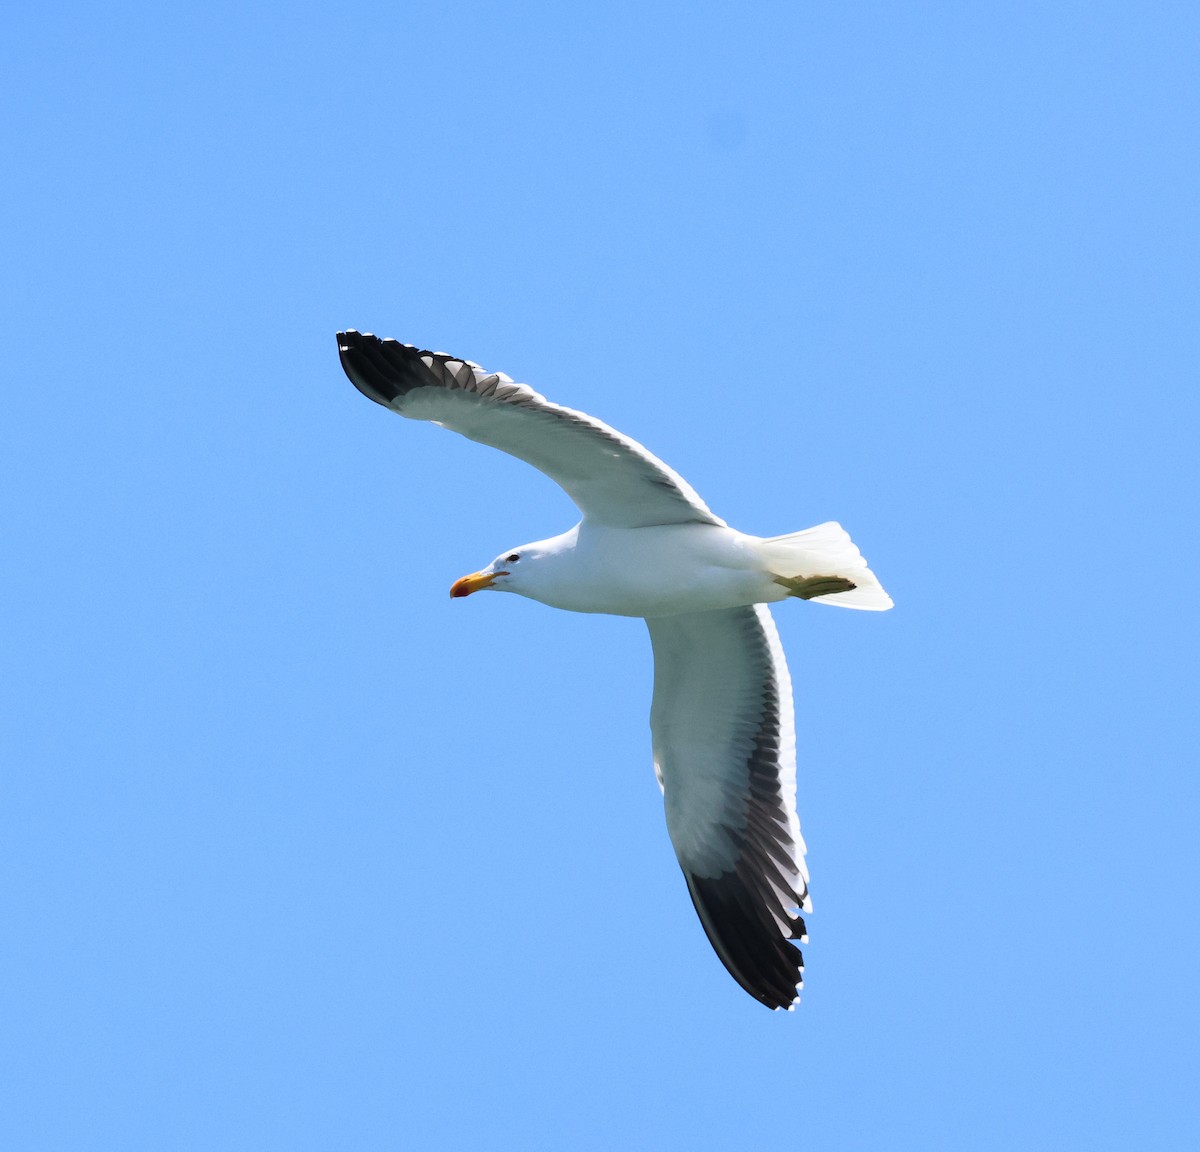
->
[756,521,894,611]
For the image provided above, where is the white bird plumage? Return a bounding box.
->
[337,330,892,1009]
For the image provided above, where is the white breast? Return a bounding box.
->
[519,523,789,618]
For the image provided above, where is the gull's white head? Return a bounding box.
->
[449,537,562,600]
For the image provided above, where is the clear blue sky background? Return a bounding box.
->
[3,2,1198,1148]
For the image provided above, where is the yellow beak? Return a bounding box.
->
[450,570,501,598]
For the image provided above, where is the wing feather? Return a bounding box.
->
[646,604,810,1010]
[337,330,723,529]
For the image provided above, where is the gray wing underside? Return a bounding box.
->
[337,331,724,530]
[646,604,811,1009]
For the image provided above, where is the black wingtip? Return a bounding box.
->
[336,329,394,407]
[685,871,805,1010]
[335,329,440,409]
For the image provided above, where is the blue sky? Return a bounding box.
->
[3,1,1198,1148]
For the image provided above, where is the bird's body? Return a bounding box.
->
[337,330,892,1010]
[474,522,789,618]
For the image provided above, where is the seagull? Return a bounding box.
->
[337,330,892,1010]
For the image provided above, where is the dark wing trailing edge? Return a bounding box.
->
[646,604,810,1009]
[336,330,724,530]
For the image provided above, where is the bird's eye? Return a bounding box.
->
[505,553,520,564]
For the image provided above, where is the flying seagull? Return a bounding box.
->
[337,330,892,1009]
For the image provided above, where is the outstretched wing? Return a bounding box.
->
[337,331,724,530]
[646,604,810,1010]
